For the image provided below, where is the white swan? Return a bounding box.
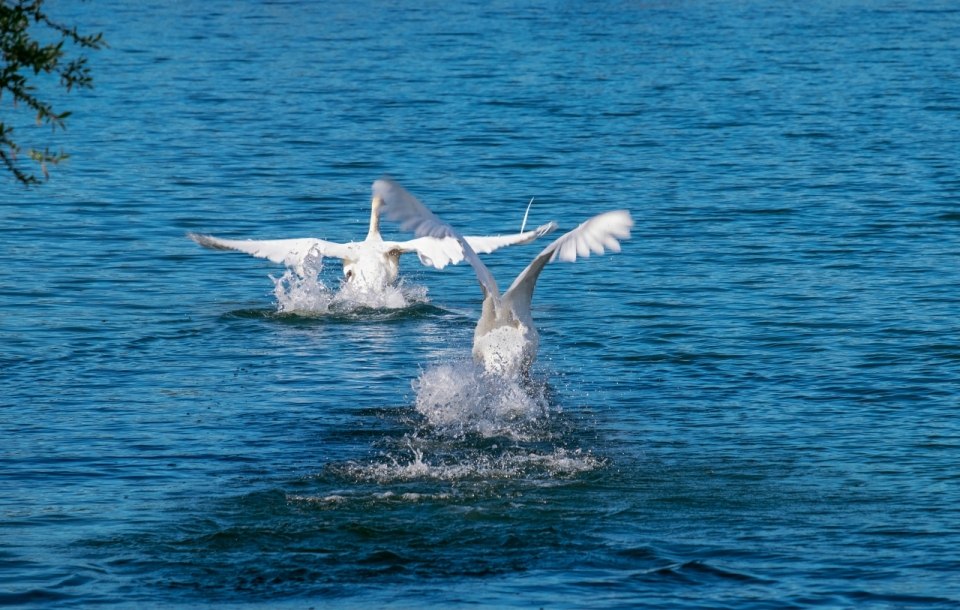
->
[188,190,558,293]
[374,178,633,376]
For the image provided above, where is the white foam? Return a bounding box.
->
[286,490,453,505]
[334,278,427,311]
[270,252,428,313]
[340,446,602,484]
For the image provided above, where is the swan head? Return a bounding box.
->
[371,195,385,215]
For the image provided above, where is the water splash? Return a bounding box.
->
[270,252,428,313]
[297,362,602,487]
[335,278,428,311]
[413,360,552,439]
[270,255,334,314]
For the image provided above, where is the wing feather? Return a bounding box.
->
[187,233,351,277]
[503,210,633,316]
[464,221,559,254]
[372,178,454,239]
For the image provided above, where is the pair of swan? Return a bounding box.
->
[190,179,632,376]
[372,179,633,376]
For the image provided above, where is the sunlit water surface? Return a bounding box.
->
[2,1,959,608]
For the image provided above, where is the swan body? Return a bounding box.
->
[374,178,633,376]
[189,191,558,293]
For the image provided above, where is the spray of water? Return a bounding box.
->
[413,360,551,439]
[298,360,604,487]
[270,251,428,313]
[306,360,606,484]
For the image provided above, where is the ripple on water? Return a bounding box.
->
[74,387,610,602]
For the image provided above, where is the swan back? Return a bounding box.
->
[470,210,632,375]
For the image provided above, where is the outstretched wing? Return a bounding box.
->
[188,233,352,277]
[464,221,559,254]
[502,210,633,318]
[373,178,500,299]
[387,236,465,270]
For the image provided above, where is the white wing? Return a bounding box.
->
[502,210,633,317]
[188,233,352,277]
[464,221,559,254]
[386,236,465,270]
[373,178,500,299]
[372,177,455,239]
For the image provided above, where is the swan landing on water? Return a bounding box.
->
[374,178,633,376]
[188,189,557,294]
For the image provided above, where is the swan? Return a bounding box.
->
[188,189,558,293]
[374,178,633,376]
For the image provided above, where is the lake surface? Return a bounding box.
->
[2,0,959,607]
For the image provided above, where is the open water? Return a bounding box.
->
[2,0,960,607]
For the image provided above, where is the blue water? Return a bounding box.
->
[3,0,960,607]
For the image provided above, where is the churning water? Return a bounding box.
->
[2,0,960,607]
[270,252,428,313]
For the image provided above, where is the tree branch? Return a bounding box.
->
[1,0,104,185]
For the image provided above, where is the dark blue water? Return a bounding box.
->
[3,0,960,607]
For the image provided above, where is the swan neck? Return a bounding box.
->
[367,198,382,240]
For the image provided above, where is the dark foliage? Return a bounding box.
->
[1,0,104,185]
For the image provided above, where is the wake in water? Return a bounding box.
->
[334,443,602,485]
[270,251,428,313]
[305,359,604,487]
